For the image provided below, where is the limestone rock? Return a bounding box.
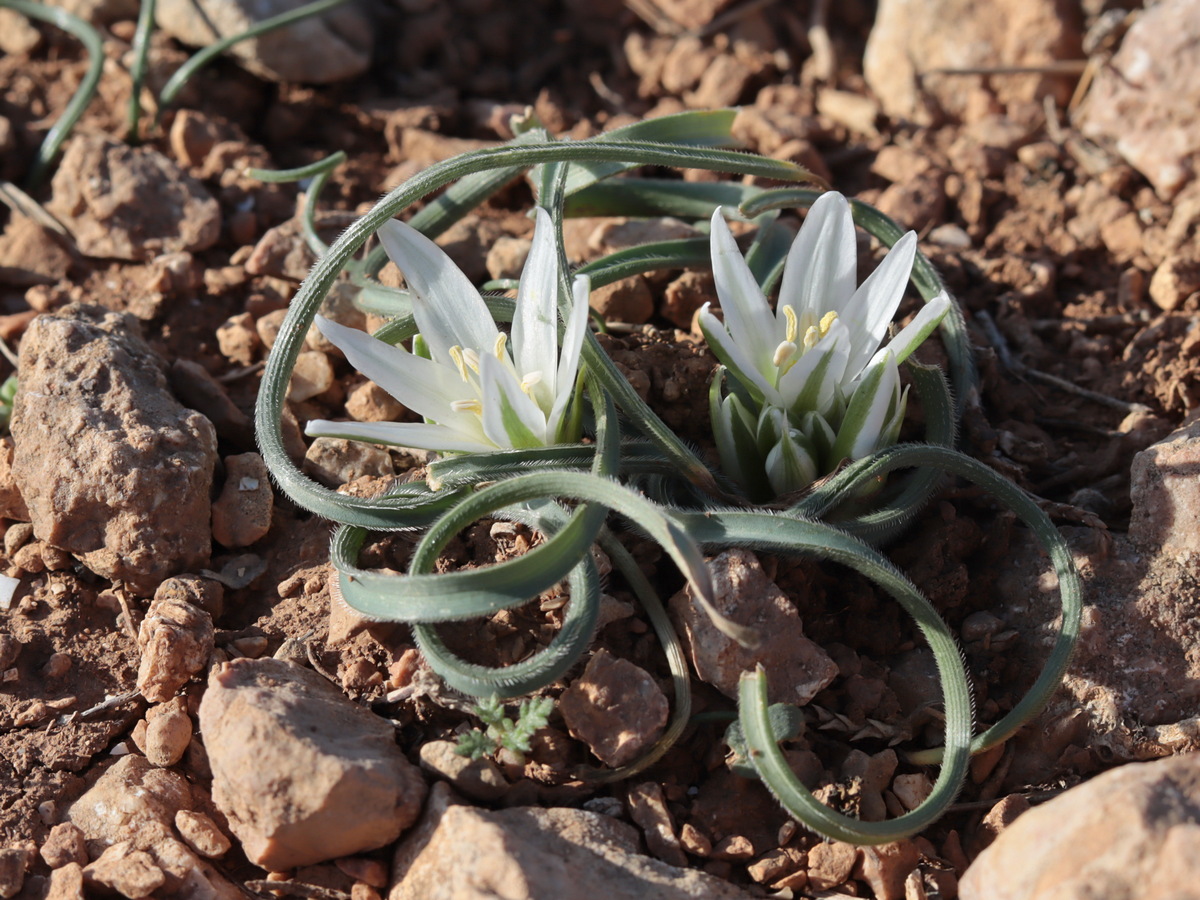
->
[389,783,754,899]
[863,0,1082,122]
[558,650,668,768]
[199,658,427,870]
[1077,0,1200,199]
[136,595,214,702]
[211,452,273,548]
[669,549,838,705]
[1130,416,1200,562]
[11,305,217,592]
[155,0,373,84]
[961,754,1200,899]
[46,137,220,262]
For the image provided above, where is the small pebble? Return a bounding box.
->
[174,810,232,859]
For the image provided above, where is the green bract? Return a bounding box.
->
[702,192,951,499]
[252,113,1082,845]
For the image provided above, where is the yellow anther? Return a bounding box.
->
[819,311,839,336]
[451,399,483,415]
[449,346,469,381]
[772,341,798,370]
[462,348,481,374]
[802,325,820,351]
[494,332,508,360]
[782,306,798,344]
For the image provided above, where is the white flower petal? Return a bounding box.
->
[548,274,590,439]
[315,315,465,423]
[832,351,901,462]
[512,207,560,409]
[709,209,777,374]
[764,430,818,496]
[839,231,917,376]
[881,291,951,365]
[304,419,495,454]
[479,353,547,449]
[376,218,499,361]
[698,305,780,406]
[777,191,858,323]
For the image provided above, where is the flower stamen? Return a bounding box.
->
[520,370,543,396]
[461,348,481,374]
[450,399,483,415]
[449,346,469,382]
[818,311,838,337]
[773,341,798,371]
[494,333,508,360]
[782,305,798,344]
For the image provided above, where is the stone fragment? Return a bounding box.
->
[137,595,213,702]
[67,755,192,844]
[1130,416,1200,561]
[892,773,934,811]
[289,350,335,402]
[0,217,76,287]
[864,0,1082,122]
[389,783,754,899]
[1077,0,1200,199]
[42,0,137,23]
[155,0,372,83]
[40,822,88,868]
[336,857,388,889]
[485,236,531,281]
[65,755,237,899]
[83,842,166,899]
[746,848,803,884]
[1149,255,1200,311]
[417,740,509,802]
[710,835,755,861]
[626,782,686,868]
[806,841,858,891]
[0,849,27,899]
[216,312,261,366]
[11,305,217,591]
[558,650,668,768]
[174,811,231,859]
[0,634,19,670]
[154,574,225,621]
[961,754,1200,899]
[0,437,29,521]
[211,452,273,548]
[669,549,837,704]
[199,658,427,870]
[46,863,84,900]
[168,359,254,446]
[662,270,714,329]
[854,840,921,900]
[303,437,394,488]
[345,380,405,423]
[590,275,655,324]
[46,137,219,261]
[144,705,193,767]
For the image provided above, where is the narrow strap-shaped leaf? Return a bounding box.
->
[576,238,712,288]
[670,508,972,842]
[783,442,1083,763]
[565,177,769,219]
[0,0,105,189]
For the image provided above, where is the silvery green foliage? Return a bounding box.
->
[455,696,555,762]
[701,192,951,499]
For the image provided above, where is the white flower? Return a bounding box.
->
[306,208,589,454]
[701,192,951,496]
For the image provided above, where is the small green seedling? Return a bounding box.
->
[455,695,554,764]
[0,376,17,435]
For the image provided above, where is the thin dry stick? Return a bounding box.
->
[975,309,1153,415]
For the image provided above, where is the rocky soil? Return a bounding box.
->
[1,0,1200,898]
